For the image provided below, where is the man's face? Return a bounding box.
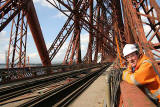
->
[126,52,138,68]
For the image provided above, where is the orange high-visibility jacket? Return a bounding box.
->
[122,54,160,102]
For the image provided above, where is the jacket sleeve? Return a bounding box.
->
[123,62,156,85]
[122,68,134,84]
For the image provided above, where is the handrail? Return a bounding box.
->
[119,81,156,107]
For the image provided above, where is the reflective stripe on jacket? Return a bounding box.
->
[122,54,160,102]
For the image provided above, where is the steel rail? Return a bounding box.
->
[0,75,69,103]
[17,63,111,107]
[53,65,108,107]
[0,66,93,94]
[0,63,103,83]
[0,64,103,105]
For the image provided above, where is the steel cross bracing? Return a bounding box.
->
[121,0,160,71]
[48,15,75,61]
[1,0,51,67]
[0,0,160,71]
[0,0,29,68]
[47,0,88,64]
[0,0,29,32]
[6,10,28,68]
[47,0,116,64]
[47,0,85,64]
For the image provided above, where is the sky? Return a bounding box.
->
[0,0,160,64]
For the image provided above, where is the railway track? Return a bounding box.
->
[0,63,102,84]
[0,63,111,107]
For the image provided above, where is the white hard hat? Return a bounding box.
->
[123,44,138,57]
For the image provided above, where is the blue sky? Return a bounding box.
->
[0,0,160,64]
[157,0,160,6]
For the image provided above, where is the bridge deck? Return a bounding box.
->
[69,64,114,107]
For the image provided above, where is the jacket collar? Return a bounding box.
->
[135,54,149,70]
[126,54,149,71]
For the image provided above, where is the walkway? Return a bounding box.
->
[69,64,114,107]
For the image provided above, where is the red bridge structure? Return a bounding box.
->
[1,0,160,69]
[0,0,160,106]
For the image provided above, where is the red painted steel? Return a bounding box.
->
[1,0,51,67]
[0,0,29,32]
[63,33,75,64]
[120,81,156,107]
[47,0,116,64]
[121,0,160,71]
[88,0,93,63]
[0,0,160,71]
[7,10,28,68]
[111,0,125,66]
[69,0,82,64]
[26,1,51,66]
[48,15,74,61]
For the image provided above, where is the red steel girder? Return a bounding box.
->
[87,0,93,63]
[26,1,51,66]
[111,0,125,66]
[6,10,28,68]
[47,0,115,63]
[63,33,74,64]
[1,0,51,67]
[94,4,100,63]
[122,0,160,70]
[47,0,116,46]
[0,0,29,32]
[122,0,135,44]
[69,0,82,64]
[63,5,89,64]
[46,0,82,17]
[48,15,74,61]
[47,0,85,62]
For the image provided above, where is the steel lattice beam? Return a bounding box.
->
[1,0,51,67]
[6,10,28,68]
[122,0,160,70]
[47,0,116,64]
[1,0,160,70]
[0,0,29,32]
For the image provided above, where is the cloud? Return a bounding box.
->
[0,53,5,64]
[28,52,41,63]
[45,41,68,63]
[157,0,160,6]
[33,0,39,3]
[0,31,9,64]
[0,31,9,41]
[28,52,38,58]
[81,33,89,56]
[27,31,32,36]
[47,33,89,63]
[143,24,151,35]
[140,6,159,44]
[0,31,9,52]
[143,24,160,44]
[33,0,54,8]
[53,12,69,19]
[0,30,6,36]
[51,42,69,63]
[46,42,52,49]
[81,33,89,44]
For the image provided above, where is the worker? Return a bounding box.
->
[122,44,160,105]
